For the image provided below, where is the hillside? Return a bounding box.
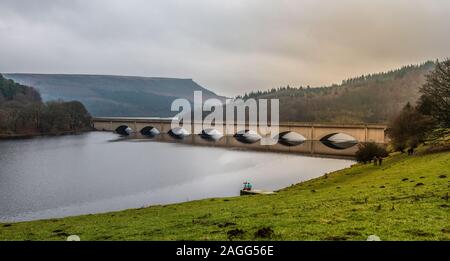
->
[0,149,448,240]
[0,74,91,136]
[0,75,41,103]
[242,61,436,123]
[2,74,225,117]
[3,61,436,122]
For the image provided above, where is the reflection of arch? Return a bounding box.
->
[115,125,131,136]
[168,127,190,139]
[200,128,223,141]
[234,130,261,144]
[277,131,306,147]
[319,132,357,142]
[320,133,358,150]
[140,126,160,137]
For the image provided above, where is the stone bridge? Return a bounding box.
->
[92,117,387,144]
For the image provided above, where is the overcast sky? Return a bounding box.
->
[0,0,449,96]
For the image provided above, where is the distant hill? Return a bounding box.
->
[241,61,436,123]
[2,74,225,117]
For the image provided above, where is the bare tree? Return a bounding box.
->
[419,59,450,127]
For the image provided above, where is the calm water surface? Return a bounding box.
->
[0,132,353,222]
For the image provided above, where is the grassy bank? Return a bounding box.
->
[0,150,449,241]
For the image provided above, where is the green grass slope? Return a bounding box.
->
[0,151,448,241]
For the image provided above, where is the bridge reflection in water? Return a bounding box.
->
[112,132,366,158]
[93,117,387,158]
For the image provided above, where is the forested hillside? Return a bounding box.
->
[0,74,91,136]
[241,61,435,123]
[3,74,225,117]
[3,62,436,123]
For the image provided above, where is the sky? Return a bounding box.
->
[0,0,449,96]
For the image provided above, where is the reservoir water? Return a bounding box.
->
[0,132,353,222]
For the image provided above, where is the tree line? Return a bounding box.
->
[238,61,435,123]
[354,59,449,163]
[0,74,92,136]
[387,59,450,152]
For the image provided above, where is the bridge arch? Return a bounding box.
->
[140,126,160,137]
[115,125,133,136]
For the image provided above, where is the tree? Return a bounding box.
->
[387,103,435,152]
[355,142,388,163]
[0,74,91,135]
[65,101,91,130]
[418,59,450,127]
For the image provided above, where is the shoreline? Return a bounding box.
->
[0,129,93,140]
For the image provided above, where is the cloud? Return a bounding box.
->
[0,0,449,96]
